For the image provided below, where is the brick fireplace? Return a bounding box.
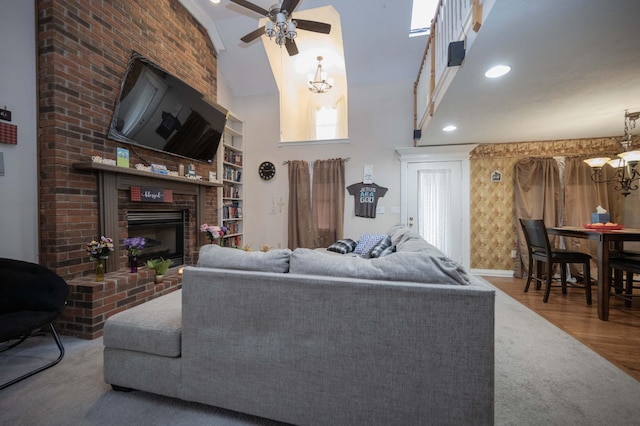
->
[37,0,223,338]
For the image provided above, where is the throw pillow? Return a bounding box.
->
[353,233,387,257]
[327,238,358,254]
[368,235,393,258]
[378,244,396,258]
[197,244,292,273]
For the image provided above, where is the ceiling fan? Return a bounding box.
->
[231,0,331,56]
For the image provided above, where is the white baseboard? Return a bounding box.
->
[470,269,514,277]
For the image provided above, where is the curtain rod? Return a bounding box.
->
[283,157,350,165]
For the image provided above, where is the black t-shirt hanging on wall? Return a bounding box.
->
[347,182,388,218]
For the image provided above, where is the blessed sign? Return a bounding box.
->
[130,186,174,203]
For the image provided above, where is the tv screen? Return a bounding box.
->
[107,53,228,163]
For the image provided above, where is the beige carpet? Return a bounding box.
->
[1,285,639,425]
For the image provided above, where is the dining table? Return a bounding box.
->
[547,226,640,321]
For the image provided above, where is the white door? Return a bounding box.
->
[407,161,463,264]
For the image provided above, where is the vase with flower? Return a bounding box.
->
[124,237,146,273]
[86,236,114,281]
[200,223,229,246]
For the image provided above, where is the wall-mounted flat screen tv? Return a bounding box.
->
[107,53,228,163]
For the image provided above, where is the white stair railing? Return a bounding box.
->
[414,0,484,140]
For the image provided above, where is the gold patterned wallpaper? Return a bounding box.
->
[469,137,632,272]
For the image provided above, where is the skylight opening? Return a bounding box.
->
[410,0,439,37]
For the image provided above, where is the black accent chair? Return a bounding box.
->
[609,256,640,308]
[0,258,69,390]
[519,219,592,304]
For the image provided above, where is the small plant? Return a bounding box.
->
[145,258,172,275]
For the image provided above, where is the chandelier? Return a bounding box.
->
[307,56,333,93]
[584,110,640,196]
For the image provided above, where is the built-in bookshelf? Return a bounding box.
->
[217,112,243,248]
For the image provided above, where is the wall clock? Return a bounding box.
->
[258,161,276,180]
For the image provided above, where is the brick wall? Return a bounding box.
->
[37,0,220,280]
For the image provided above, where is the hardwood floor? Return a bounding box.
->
[484,275,640,382]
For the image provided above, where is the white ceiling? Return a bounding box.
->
[182,0,640,146]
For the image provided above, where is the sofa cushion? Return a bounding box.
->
[198,244,292,273]
[353,233,387,257]
[387,224,446,257]
[368,235,393,258]
[327,238,357,254]
[103,290,182,357]
[290,248,471,285]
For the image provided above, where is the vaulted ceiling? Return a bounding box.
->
[182,0,640,146]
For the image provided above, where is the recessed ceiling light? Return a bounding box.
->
[442,125,457,132]
[210,0,220,4]
[485,65,511,78]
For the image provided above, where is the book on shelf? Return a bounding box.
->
[223,203,242,219]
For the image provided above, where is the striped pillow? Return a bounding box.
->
[327,238,357,254]
[369,235,394,258]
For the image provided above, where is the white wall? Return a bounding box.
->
[0,0,38,262]
[230,80,416,249]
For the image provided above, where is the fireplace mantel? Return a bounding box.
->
[74,161,218,272]
[73,162,222,187]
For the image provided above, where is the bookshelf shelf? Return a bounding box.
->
[216,112,244,248]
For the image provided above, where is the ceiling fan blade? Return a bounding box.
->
[241,26,266,43]
[230,0,269,16]
[280,0,301,14]
[295,19,331,34]
[285,38,299,56]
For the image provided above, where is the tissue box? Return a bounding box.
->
[591,213,610,223]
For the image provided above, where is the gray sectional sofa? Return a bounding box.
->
[103,224,495,425]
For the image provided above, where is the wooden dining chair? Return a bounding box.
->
[608,257,640,308]
[519,219,592,304]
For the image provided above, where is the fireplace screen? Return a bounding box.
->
[127,210,184,266]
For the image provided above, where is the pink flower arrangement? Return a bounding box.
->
[200,223,228,242]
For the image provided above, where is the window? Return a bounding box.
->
[315,107,338,140]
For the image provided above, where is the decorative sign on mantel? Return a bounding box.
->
[130,186,174,203]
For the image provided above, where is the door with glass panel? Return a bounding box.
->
[406,161,463,264]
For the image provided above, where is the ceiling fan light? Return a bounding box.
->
[276,12,287,31]
[287,21,297,39]
[265,20,275,38]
